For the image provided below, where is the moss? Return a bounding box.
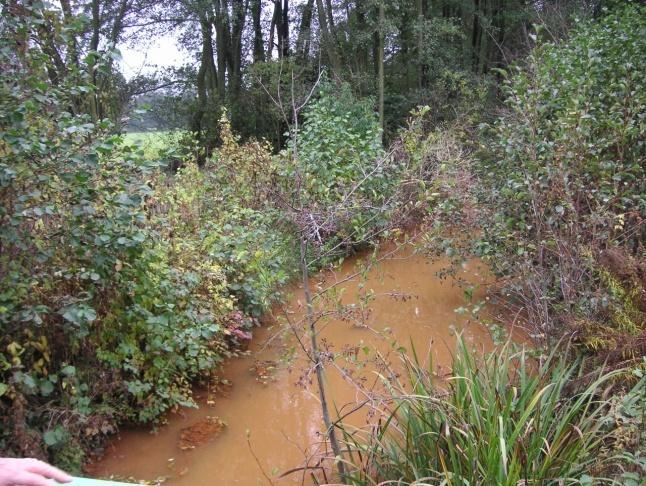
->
[51,440,85,475]
[598,267,644,335]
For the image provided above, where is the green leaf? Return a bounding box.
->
[43,426,68,447]
[61,365,76,377]
[39,380,55,396]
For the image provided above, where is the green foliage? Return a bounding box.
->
[342,337,640,484]
[384,9,646,482]
[203,208,296,317]
[597,268,640,335]
[213,113,278,208]
[474,3,645,344]
[151,132,298,319]
[285,82,399,255]
[122,131,175,159]
[190,115,299,316]
[0,4,296,464]
[489,4,644,242]
[292,82,384,202]
[2,1,641,480]
[1,4,154,456]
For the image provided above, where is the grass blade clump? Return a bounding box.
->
[342,337,626,485]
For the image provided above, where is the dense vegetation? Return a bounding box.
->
[478,4,644,356]
[340,5,644,483]
[0,0,643,482]
[0,14,292,464]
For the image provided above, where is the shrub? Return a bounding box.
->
[283,82,403,259]
[150,117,299,318]
[0,5,168,462]
[0,5,295,467]
[474,3,645,350]
[202,207,297,318]
[289,82,385,204]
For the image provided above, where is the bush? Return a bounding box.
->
[0,6,170,461]
[292,82,385,204]
[0,5,297,467]
[284,82,402,258]
[474,3,645,351]
[163,116,299,318]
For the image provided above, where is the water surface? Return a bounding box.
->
[91,245,497,484]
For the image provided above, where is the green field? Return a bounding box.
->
[122,130,175,159]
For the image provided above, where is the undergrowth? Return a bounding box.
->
[362,4,646,484]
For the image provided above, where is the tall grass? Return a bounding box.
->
[340,337,628,485]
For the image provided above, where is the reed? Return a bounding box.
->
[340,337,628,485]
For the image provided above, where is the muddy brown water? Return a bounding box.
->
[90,244,502,485]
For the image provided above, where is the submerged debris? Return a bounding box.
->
[178,416,226,450]
[249,360,278,384]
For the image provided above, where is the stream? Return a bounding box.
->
[90,243,499,485]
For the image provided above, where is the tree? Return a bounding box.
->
[251,0,265,62]
[316,0,342,73]
[295,0,314,60]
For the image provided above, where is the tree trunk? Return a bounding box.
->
[471,0,482,72]
[90,0,100,53]
[37,19,67,85]
[492,0,505,68]
[192,15,218,164]
[229,0,248,94]
[281,0,290,57]
[325,0,335,33]
[355,2,369,76]
[213,0,229,100]
[108,0,129,45]
[251,0,265,62]
[477,0,489,74]
[275,0,284,58]
[59,0,81,113]
[315,0,341,73]
[267,0,279,59]
[88,0,101,120]
[295,0,314,59]
[417,0,429,89]
[59,0,79,66]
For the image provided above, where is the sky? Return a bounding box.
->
[116,0,310,79]
[118,34,188,79]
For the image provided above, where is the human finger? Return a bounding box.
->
[23,459,72,483]
[11,470,54,486]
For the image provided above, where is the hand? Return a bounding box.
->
[0,458,72,486]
